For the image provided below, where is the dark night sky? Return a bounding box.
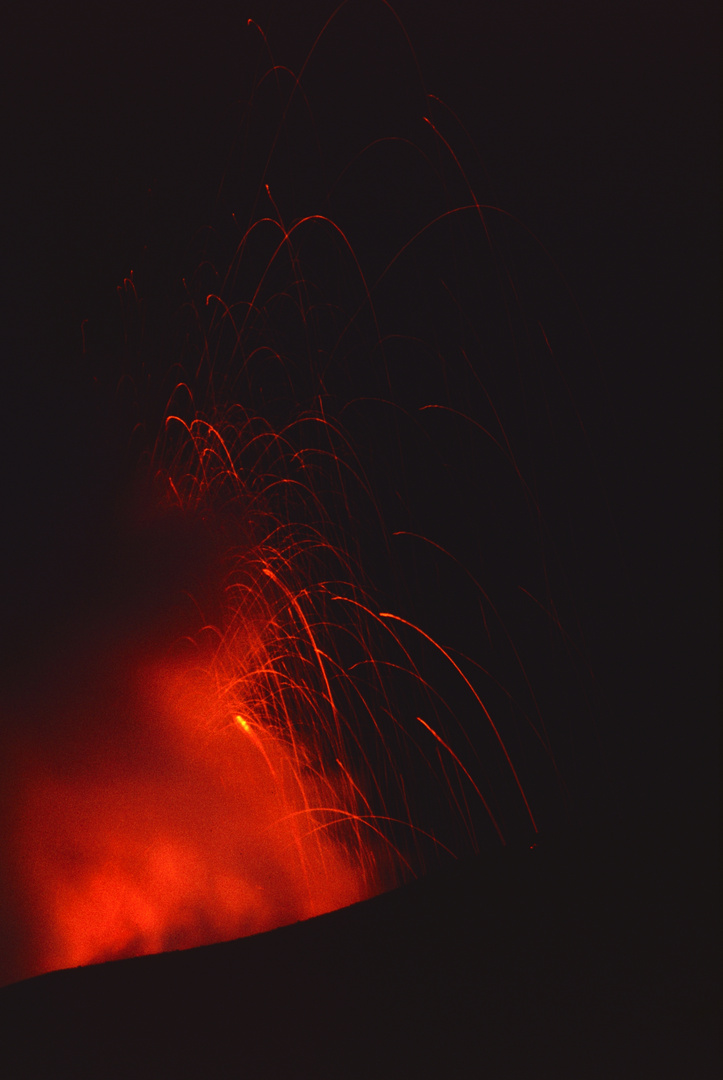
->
[1,0,718,901]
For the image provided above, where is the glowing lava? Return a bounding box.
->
[11,646,374,981]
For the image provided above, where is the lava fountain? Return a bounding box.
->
[1,2,595,987]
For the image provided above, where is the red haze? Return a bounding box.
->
[1,499,379,988]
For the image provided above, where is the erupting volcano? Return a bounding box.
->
[1,14,716,1065]
[1,3,588,986]
[0,2,592,993]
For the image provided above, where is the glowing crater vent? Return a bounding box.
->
[15,654,374,977]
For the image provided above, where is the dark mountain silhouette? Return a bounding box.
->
[1,829,716,1078]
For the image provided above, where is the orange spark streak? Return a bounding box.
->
[379,612,539,833]
[415,717,504,845]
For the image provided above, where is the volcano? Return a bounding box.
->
[1,830,717,1078]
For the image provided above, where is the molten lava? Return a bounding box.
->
[10,645,372,982]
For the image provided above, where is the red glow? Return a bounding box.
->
[11,647,372,980]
